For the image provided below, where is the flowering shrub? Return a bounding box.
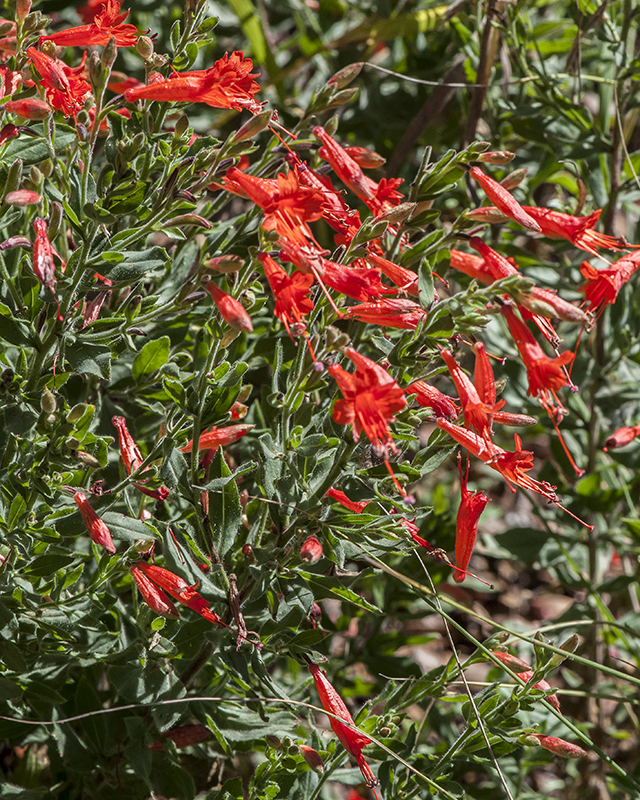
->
[1,1,639,799]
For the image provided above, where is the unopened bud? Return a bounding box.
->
[48,202,63,239]
[16,0,32,23]
[5,98,51,120]
[326,87,359,109]
[5,190,40,206]
[299,745,324,773]
[379,727,392,737]
[324,114,339,136]
[0,21,15,35]
[233,109,271,143]
[88,51,102,86]
[377,202,417,224]
[344,145,386,169]
[300,535,322,564]
[41,387,56,414]
[0,236,31,251]
[265,735,282,749]
[30,166,43,186]
[67,403,90,423]
[547,634,579,668]
[136,35,154,60]
[41,40,57,58]
[288,745,299,755]
[206,254,244,273]
[465,206,511,224]
[166,214,212,229]
[492,411,537,427]
[478,150,515,165]
[500,168,528,191]
[72,450,101,468]
[240,290,255,309]
[524,734,587,759]
[102,36,118,70]
[65,436,80,449]
[327,62,363,90]
[173,113,189,139]
[242,543,254,559]
[491,651,531,672]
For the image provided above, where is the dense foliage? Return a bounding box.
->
[1,1,640,799]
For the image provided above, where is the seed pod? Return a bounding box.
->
[136,35,154,60]
[41,387,56,414]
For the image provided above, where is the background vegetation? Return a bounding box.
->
[1,0,640,799]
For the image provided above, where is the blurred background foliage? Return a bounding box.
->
[1,0,640,799]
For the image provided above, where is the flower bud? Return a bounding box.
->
[41,387,56,414]
[233,109,272,143]
[344,145,386,169]
[325,87,359,109]
[324,114,339,136]
[299,745,324,773]
[526,734,587,759]
[67,404,91,423]
[41,39,57,58]
[603,425,640,451]
[500,167,528,191]
[204,282,253,333]
[491,651,531,672]
[206,254,245,273]
[0,236,31,251]
[379,726,392,736]
[173,112,189,139]
[16,0,32,23]
[265,735,282,749]
[0,21,15,35]
[478,150,515,165]
[72,450,101,468]
[327,62,363,90]
[74,491,116,554]
[65,437,80,450]
[242,543,254,560]
[102,36,118,70]
[300,535,322,564]
[5,190,41,206]
[5,98,51,120]
[130,564,180,618]
[136,35,154,60]
[166,214,213,229]
[465,206,511,224]
[547,634,579,669]
[161,724,211,748]
[377,201,417,224]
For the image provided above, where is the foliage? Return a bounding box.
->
[1,1,640,799]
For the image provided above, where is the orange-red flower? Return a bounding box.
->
[308,663,380,795]
[521,207,633,257]
[259,251,314,335]
[580,252,640,315]
[441,348,504,444]
[204,281,253,333]
[329,347,406,458]
[343,298,426,329]
[225,167,325,243]
[27,47,90,118]
[134,562,232,629]
[124,52,262,113]
[454,454,489,582]
[406,380,459,419]
[39,0,140,47]
[325,486,371,513]
[181,423,254,454]
[74,491,116,554]
[469,166,541,232]
[366,252,419,295]
[449,248,493,284]
[130,564,179,619]
[33,218,63,321]
[322,261,395,302]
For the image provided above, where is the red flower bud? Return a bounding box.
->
[300,535,323,563]
[5,190,41,206]
[603,425,640,451]
[528,734,587,758]
[5,98,52,120]
[74,491,116,554]
[204,282,253,332]
[299,745,324,773]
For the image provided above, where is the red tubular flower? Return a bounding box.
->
[472,342,497,406]
[259,252,314,335]
[290,157,358,234]
[441,348,504,444]
[130,564,179,619]
[366,252,419,295]
[322,261,395,302]
[580,252,640,315]
[204,282,253,333]
[406,381,459,419]
[39,0,140,47]
[454,454,489,583]
[181,423,254,454]
[225,167,325,243]
[325,487,371,513]
[527,734,587,758]
[135,561,232,629]
[299,744,324,774]
[449,248,493,284]
[27,47,90,118]
[469,166,542,232]
[74,491,116,554]
[124,52,262,113]
[4,98,51,119]
[328,347,406,458]
[436,417,592,529]
[520,207,634,257]
[492,411,537,427]
[603,425,640,451]
[308,663,380,795]
[33,218,63,320]
[112,416,170,500]
[343,298,427,329]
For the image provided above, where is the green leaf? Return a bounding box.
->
[207,447,242,559]
[418,256,435,309]
[101,513,158,544]
[67,341,112,379]
[24,554,76,576]
[132,336,170,381]
[298,571,382,613]
[0,124,77,166]
[98,247,168,283]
